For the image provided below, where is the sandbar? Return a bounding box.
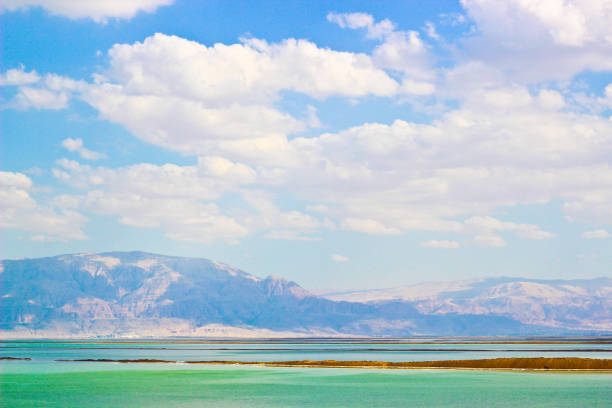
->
[55,357,612,371]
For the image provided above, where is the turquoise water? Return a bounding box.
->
[1,340,611,407]
[2,340,611,363]
[2,366,611,407]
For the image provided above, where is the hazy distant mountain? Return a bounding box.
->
[323,277,612,332]
[1,252,609,338]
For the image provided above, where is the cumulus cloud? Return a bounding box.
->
[61,138,106,160]
[331,254,349,262]
[328,12,434,89]
[420,240,460,248]
[5,13,612,246]
[459,0,612,82]
[50,159,324,243]
[34,75,612,245]
[0,171,86,241]
[4,70,87,110]
[327,12,395,39]
[1,0,173,23]
[581,229,611,239]
[283,86,612,237]
[70,33,404,163]
[12,87,69,110]
[0,67,40,86]
[102,34,398,101]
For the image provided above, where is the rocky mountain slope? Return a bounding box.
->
[323,277,612,332]
[1,252,609,337]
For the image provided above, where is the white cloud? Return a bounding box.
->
[1,0,173,23]
[473,234,507,247]
[6,14,612,246]
[6,71,87,110]
[39,75,612,245]
[72,33,404,163]
[282,86,612,240]
[265,230,321,241]
[328,12,434,86]
[104,34,398,101]
[61,138,106,161]
[83,86,303,165]
[424,22,440,40]
[341,218,401,235]
[464,216,556,240]
[12,87,69,110]
[400,79,435,95]
[50,160,325,244]
[0,67,40,86]
[331,254,349,262]
[581,229,611,239]
[420,240,460,248]
[240,192,323,239]
[459,0,612,82]
[0,171,86,241]
[327,12,395,40]
[464,0,609,47]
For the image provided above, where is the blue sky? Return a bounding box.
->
[1,0,611,291]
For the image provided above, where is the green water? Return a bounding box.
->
[2,340,611,407]
[1,366,611,407]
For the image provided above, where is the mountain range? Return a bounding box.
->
[1,251,610,338]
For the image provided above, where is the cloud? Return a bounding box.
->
[282,86,611,239]
[62,138,106,160]
[265,230,321,241]
[463,0,608,47]
[50,159,324,244]
[70,33,403,163]
[328,12,434,86]
[4,71,87,110]
[420,240,460,248]
[327,12,395,40]
[331,254,349,262]
[581,229,611,239]
[0,171,86,241]
[51,159,248,244]
[6,14,612,246]
[12,87,69,110]
[37,77,612,245]
[1,0,173,23]
[341,218,401,235]
[473,234,506,247]
[104,34,399,101]
[0,67,40,86]
[458,0,612,82]
[424,22,440,40]
[464,216,556,240]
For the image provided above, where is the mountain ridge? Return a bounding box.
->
[322,276,612,331]
[1,251,610,338]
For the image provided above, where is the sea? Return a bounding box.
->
[1,338,611,407]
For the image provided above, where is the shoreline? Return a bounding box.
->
[50,357,612,371]
[3,346,611,352]
[3,340,612,345]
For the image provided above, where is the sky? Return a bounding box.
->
[1,0,612,291]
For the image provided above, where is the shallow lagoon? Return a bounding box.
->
[2,365,612,408]
[1,340,611,407]
[2,340,612,365]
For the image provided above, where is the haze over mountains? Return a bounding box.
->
[1,252,610,338]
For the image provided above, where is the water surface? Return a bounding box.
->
[1,339,611,407]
